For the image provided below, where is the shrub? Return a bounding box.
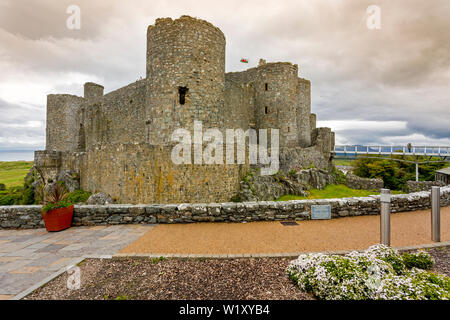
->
[402,251,434,270]
[332,166,347,185]
[20,186,35,205]
[287,244,449,300]
[41,184,72,213]
[0,194,15,205]
[67,189,92,204]
[353,156,447,191]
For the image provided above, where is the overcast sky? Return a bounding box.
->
[0,0,449,153]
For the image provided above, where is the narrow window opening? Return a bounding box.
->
[179,86,188,105]
[288,127,290,133]
[265,83,268,91]
[265,106,268,114]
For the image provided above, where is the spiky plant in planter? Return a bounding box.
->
[34,168,75,232]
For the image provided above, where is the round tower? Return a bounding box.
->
[254,62,303,148]
[146,16,226,145]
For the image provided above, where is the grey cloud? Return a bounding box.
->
[0,0,449,150]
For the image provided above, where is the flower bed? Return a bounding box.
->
[287,244,450,300]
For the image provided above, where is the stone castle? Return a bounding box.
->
[34,16,335,204]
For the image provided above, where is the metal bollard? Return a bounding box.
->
[431,186,441,242]
[380,189,391,246]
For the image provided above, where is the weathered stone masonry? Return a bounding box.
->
[36,15,335,204]
[2,187,449,229]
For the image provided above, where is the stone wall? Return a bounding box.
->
[2,187,449,229]
[346,173,384,190]
[79,143,249,204]
[83,80,147,148]
[406,180,446,193]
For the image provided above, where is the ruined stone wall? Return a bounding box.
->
[297,78,311,147]
[346,173,384,190]
[224,80,255,129]
[311,127,334,168]
[146,16,226,145]
[84,82,104,100]
[82,80,147,148]
[46,94,84,152]
[34,150,61,183]
[310,113,317,132]
[79,143,249,204]
[406,180,446,193]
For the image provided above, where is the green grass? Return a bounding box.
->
[0,161,33,188]
[333,159,356,166]
[276,184,403,201]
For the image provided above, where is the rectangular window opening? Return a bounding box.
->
[179,86,189,105]
[265,106,268,114]
[265,83,269,91]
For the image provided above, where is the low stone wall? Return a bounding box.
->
[346,173,384,190]
[1,187,449,229]
[406,180,446,193]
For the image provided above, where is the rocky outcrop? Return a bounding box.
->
[87,193,114,205]
[238,168,335,201]
[56,171,80,193]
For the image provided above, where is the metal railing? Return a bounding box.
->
[334,145,450,157]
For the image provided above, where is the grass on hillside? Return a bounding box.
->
[0,161,33,188]
[332,159,356,166]
[276,184,403,201]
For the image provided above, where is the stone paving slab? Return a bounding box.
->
[0,224,155,297]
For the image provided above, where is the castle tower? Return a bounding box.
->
[253,63,309,148]
[146,16,226,145]
[45,94,84,152]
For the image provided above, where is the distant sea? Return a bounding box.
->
[0,150,35,161]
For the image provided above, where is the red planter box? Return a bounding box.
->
[42,205,74,232]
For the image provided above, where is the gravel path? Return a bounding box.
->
[24,247,449,300]
[120,206,450,255]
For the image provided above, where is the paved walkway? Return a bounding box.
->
[0,224,154,299]
[0,207,448,300]
[120,206,450,255]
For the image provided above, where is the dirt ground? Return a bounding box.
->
[24,257,313,300]
[24,247,449,300]
[120,206,450,255]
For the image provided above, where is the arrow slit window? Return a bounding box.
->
[179,87,188,105]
